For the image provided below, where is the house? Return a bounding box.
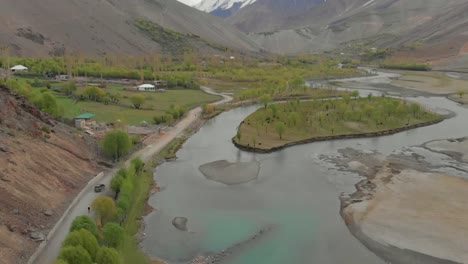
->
[137,84,156,92]
[10,65,28,73]
[56,75,69,81]
[74,113,96,129]
[154,80,167,87]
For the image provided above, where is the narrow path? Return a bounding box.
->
[30,87,232,264]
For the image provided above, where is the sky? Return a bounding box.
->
[177,0,202,6]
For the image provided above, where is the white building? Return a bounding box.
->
[137,84,156,91]
[10,65,28,73]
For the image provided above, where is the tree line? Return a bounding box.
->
[55,157,145,264]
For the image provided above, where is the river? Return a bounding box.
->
[142,73,468,264]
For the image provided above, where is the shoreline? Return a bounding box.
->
[334,143,468,264]
[233,118,444,153]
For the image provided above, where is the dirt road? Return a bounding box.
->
[30,87,232,264]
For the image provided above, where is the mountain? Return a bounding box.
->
[226,0,468,63]
[195,0,257,18]
[226,0,325,32]
[0,0,259,56]
[0,85,101,263]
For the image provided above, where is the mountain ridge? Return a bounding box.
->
[0,0,259,56]
[195,0,257,17]
[224,0,468,62]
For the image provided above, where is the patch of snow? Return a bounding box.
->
[362,0,376,7]
[195,0,257,13]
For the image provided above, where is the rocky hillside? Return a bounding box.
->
[225,0,468,61]
[0,0,259,56]
[0,85,101,263]
[226,0,325,33]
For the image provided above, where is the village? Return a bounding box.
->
[2,63,221,142]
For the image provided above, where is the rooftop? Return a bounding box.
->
[75,113,95,119]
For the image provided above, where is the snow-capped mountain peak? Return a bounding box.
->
[195,0,257,13]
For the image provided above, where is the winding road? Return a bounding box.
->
[30,87,232,264]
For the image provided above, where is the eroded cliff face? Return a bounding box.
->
[0,86,101,263]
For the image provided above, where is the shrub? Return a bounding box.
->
[69,216,99,239]
[91,197,117,225]
[62,229,99,260]
[153,115,167,125]
[380,62,431,71]
[130,95,145,109]
[102,223,125,248]
[58,245,92,264]
[131,157,144,173]
[102,130,132,161]
[95,246,121,264]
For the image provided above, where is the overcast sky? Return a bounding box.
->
[177,0,202,6]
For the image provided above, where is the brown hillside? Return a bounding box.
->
[0,86,101,263]
[0,0,259,56]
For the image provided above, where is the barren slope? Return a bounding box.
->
[0,86,101,263]
[0,0,259,56]
[228,0,468,58]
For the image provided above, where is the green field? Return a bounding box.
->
[234,97,442,150]
[56,90,219,125]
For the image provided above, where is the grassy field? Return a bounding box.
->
[13,76,219,125]
[234,97,441,150]
[57,89,219,125]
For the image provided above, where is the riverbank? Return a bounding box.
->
[447,94,468,106]
[124,88,233,264]
[233,98,443,153]
[329,138,468,264]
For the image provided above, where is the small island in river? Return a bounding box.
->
[233,95,443,152]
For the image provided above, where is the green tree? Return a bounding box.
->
[82,86,106,101]
[290,77,305,89]
[62,229,99,260]
[103,223,125,248]
[260,94,272,109]
[95,246,121,264]
[102,130,132,161]
[69,216,99,239]
[131,157,144,173]
[351,90,360,99]
[63,81,77,96]
[457,89,466,98]
[58,245,92,264]
[102,96,111,105]
[268,104,278,118]
[130,95,145,109]
[343,94,351,104]
[53,260,69,264]
[410,103,421,117]
[109,93,122,104]
[275,122,286,140]
[41,92,60,116]
[91,197,117,225]
[110,173,124,197]
[165,114,174,125]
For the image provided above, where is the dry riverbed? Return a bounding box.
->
[324,137,468,264]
